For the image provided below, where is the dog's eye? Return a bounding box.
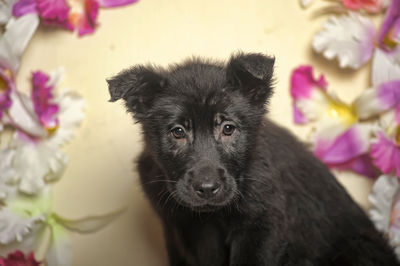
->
[222,124,235,136]
[171,127,186,139]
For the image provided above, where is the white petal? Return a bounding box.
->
[0,0,15,25]
[372,49,400,86]
[53,208,125,234]
[48,88,85,147]
[313,12,377,69]
[0,14,39,73]
[0,223,46,256]
[0,148,16,200]
[6,90,47,138]
[46,224,72,266]
[10,133,68,195]
[299,0,315,8]
[0,208,45,244]
[369,174,399,233]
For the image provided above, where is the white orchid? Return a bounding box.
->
[313,0,400,69]
[0,68,85,196]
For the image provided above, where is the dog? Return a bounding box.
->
[107,53,399,266]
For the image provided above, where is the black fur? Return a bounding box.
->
[108,52,399,266]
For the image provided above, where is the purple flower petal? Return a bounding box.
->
[290,65,328,124]
[355,80,400,120]
[378,80,400,110]
[293,104,308,124]
[12,0,38,17]
[31,71,59,129]
[332,154,377,178]
[290,65,327,100]
[371,132,400,177]
[69,0,99,36]
[315,124,370,164]
[379,0,400,51]
[98,0,139,8]
[36,0,73,30]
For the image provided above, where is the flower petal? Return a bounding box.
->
[299,0,315,9]
[354,80,400,120]
[31,71,59,129]
[332,154,377,178]
[69,0,99,36]
[313,12,377,69]
[53,208,125,234]
[0,14,39,73]
[0,148,16,200]
[372,49,400,87]
[378,0,400,51]
[0,223,46,257]
[314,124,371,164]
[6,90,47,138]
[98,0,139,8]
[0,208,45,244]
[9,132,68,195]
[371,131,400,176]
[369,174,399,233]
[12,0,38,17]
[46,223,72,266]
[36,0,72,29]
[0,0,17,24]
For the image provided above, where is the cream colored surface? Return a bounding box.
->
[17,0,374,265]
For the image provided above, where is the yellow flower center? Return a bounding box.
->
[395,125,400,147]
[383,28,399,50]
[46,125,59,136]
[0,69,12,92]
[327,100,358,126]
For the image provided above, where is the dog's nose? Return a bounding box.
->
[193,181,221,199]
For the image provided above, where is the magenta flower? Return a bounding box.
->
[31,71,59,130]
[12,0,139,36]
[290,65,378,177]
[342,0,383,13]
[0,250,41,266]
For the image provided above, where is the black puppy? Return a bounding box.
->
[108,53,399,266]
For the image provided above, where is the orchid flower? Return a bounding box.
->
[291,65,378,177]
[12,0,139,36]
[313,0,400,69]
[0,68,85,196]
[0,184,125,266]
[369,174,400,258]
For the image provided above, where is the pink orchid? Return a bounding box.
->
[342,0,383,13]
[12,0,139,36]
[290,65,377,177]
[0,250,41,266]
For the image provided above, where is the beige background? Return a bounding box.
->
[17,0,375,265]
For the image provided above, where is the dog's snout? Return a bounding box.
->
[193,180,221,199]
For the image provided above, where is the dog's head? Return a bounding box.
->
[108,52,274,211]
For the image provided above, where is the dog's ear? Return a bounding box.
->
[107,65,166,120]
[226,52,275,105]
